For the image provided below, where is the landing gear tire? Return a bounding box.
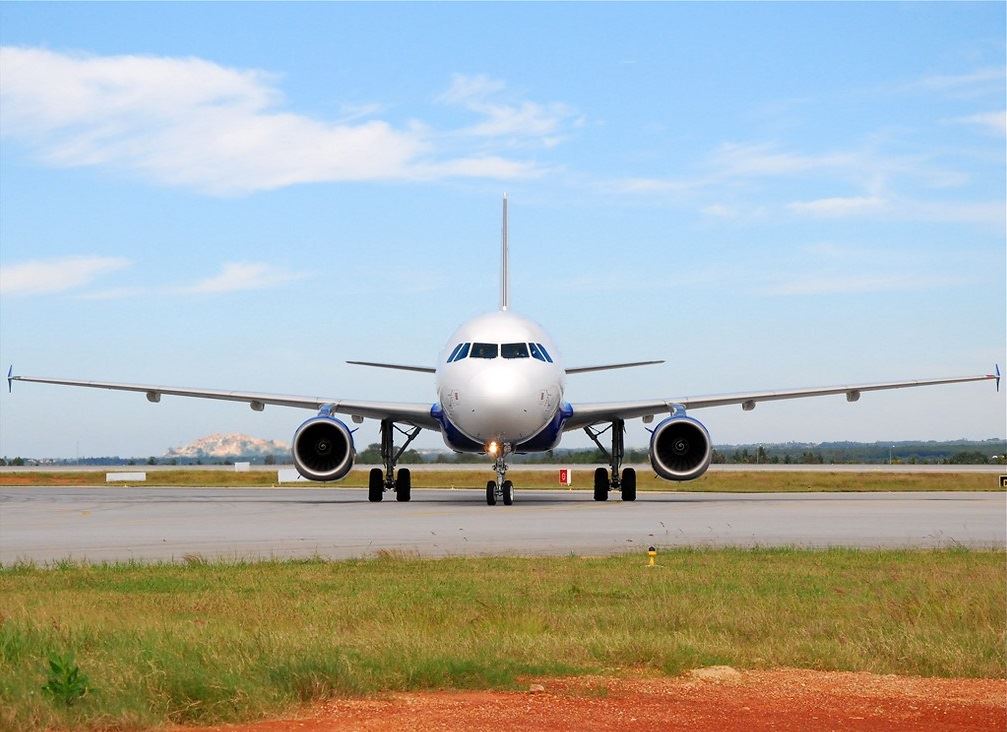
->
[368,468,383,502]
[395,468,411,502]
[593,467,609,501]
[621,467,637,502]
[485,480,497,506]
[502,480,513,506]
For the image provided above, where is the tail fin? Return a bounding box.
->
[500,194,509,311]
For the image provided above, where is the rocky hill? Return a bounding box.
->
[165,433,289,459]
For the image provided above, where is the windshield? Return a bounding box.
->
[501,342,529,359]
[470,342,499,359]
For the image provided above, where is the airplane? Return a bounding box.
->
[8,196,1001,506]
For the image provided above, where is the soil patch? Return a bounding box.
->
[185,668,1006,731]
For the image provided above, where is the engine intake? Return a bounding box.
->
[650,415,712,481]
[292,415,355,481]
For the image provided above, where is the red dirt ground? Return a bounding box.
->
[186,668,1007,732]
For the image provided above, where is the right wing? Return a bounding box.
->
[565,371,999,431]
[346,361,436,374]
[9,373,439,430]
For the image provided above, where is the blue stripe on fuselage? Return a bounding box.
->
[514,401,572,453]
[430,403,484,452]
[430,401,573,454]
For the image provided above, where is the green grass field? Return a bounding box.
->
[1,549,1004,730]
[1,468,1001,492]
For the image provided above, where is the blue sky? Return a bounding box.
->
[1,2,1004,458]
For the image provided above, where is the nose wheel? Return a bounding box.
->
[486,453,514,505]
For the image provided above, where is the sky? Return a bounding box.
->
[0,2,1004,459]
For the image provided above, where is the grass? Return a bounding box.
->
[1,549,1004,730]
[1,468,1002,492]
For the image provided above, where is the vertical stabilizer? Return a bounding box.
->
[500,194,509,311]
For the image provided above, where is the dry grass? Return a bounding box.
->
[0,468,999,492]
[0,549,1004,729]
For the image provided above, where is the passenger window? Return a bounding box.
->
[537,343,554,363]
[470,342,498,359]
[501,342,529,359]
[453,342,471,361]
[446,343,463,363]
[529,343,546,362]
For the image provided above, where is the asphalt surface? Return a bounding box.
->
[2,463,1003,473]
[1,487,1003,563]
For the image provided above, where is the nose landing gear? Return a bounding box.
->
[368,419,421,502]
[585,418,637,502]
[486,449,514,505]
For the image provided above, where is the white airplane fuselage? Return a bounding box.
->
[432,310,569,454]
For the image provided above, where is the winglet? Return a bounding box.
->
[500,194,509,311]
[995,363,1001,393]
[7,365,12,394]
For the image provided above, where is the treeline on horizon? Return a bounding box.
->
[3,439,1005,467]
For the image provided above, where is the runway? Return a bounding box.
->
[2,487,1003,563]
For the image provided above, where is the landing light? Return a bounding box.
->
[487,441,499,456]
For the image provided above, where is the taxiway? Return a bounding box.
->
[1,487,1003,563]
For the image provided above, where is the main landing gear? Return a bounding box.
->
[368,419,421,503]
[485,450,514,506]
[584,418,636,502]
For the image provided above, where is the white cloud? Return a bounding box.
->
[180,262,307,294]
[0,255,130,295]
[699,203,739,218]
[764,273,969,296]
[949,110,1007,136]
[787,195,886,217]
[437,74,506,105]
[909,67,1005,93]
[438,73,580,144]
[787,194,1002,225]
[606,176,695,194]
[707,142,855,178]
[0,47,548,195]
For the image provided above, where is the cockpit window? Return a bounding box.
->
[501,342,529,359]
[529,343,546,362]
[470,342,498,359]
[537,343,554,363]
[452,342,471,361]
[446,343,464,363]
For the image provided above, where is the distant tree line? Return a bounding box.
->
[3,439,1004,467]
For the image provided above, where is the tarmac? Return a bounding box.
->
[1,487,1003,563]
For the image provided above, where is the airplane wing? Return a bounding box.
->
[566,360,664,375]
[564,370,999,431]
[8,373,440,429]
[346,361,436,374]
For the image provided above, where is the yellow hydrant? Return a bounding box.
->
[647,545,657,567]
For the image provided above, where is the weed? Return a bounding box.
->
[41,652,91,706]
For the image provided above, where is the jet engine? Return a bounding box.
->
[649,415,712,481]
[292,414,355,481]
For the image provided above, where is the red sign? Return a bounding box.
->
[558,468,568,484]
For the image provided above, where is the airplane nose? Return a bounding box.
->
[462,368,541,442]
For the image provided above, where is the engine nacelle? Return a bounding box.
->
[292,415,355,481]
[650,415,712,482]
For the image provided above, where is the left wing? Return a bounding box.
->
[8,373,439,429]
[565,370,999,431]
[566,360,664,374]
